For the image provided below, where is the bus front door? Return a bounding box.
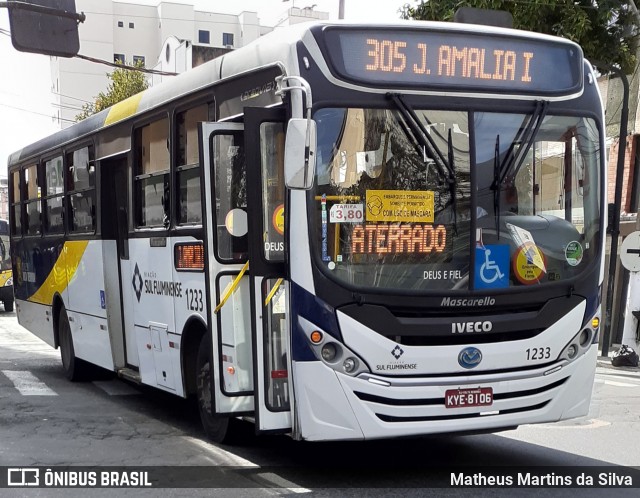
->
[200,110,292,434]
[244,107,292,433]
[200,122,254,416]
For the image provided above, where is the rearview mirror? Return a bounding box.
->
[284,118,316,190]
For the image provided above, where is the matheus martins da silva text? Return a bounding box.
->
[451,472,634,487]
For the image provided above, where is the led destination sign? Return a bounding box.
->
[322,28,583,95]
[351,223,448,255]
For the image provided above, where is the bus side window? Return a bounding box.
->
[135,118,170,229]
[213,132,248,261]
[44,155,64,233]
[10,170,22,236]
[66,146,96,233]
[176,104,208,225]
[24,163,41,236]
[260,123,285,262]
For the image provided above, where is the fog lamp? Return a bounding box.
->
[343,357,358,373]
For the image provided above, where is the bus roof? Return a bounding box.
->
[8,20,582,168]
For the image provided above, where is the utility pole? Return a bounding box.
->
[601,64,629,358]
[616,0,640,356]
[338,0,344,19]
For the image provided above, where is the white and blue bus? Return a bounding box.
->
[8,19,604,442]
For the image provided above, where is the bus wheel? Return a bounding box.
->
[58,308,87,381]
[3,299,13,312]
[196,335,230,443]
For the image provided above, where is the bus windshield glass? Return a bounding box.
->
[311,107,601,292]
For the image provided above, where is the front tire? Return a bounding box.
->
[3,299,13,312]
[196,335,231,443]
[58,307,88,381]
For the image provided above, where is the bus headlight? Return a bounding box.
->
[321,343,338,362]
[560,310,599,363]
[298,316,370,377]
[4,277,12,287]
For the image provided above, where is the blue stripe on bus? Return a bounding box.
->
[290,282,341,362]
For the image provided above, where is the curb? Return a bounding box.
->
[596,357,640,376]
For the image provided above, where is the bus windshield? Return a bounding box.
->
[311,107,601,292]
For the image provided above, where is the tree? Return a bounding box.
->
[75,61,149,121]
[401,0,639,74]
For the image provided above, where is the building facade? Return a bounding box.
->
[50,1,328,127]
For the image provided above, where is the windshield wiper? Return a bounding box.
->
[493,135,501,238]
[497,100,549,186]
[387,93,457,229]
[387,93,455,184]
[490,100,549,234]
[447,127,457,232]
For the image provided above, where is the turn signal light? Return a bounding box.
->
[310,331,323,344]
[175,243,204,270]
[591,317,600,329]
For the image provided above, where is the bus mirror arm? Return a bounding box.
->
[277,76,317,190]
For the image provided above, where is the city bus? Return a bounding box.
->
[0,219,14,312]
[8,18,604,442]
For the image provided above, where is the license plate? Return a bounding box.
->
[445,387,493,409]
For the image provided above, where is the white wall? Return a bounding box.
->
[113,3,160,65]
[55,0,116,127]
[54,1,327,127]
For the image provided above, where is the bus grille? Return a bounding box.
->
[375,401,550,422]
[353,377,567,423]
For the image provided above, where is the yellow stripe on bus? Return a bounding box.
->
[0,270,12,286]
[104,92,144,126]
[28,241,89,305]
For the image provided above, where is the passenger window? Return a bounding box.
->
[135,118,170,228]
[66,146,96,233]
[10,170,21,236]
[25,164,41,236]
[44,155,64,233]
[260,123,285,261]
[176,105,208,225]
[213,132,248,261]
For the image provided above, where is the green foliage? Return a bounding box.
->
[400,0,639,74]
[75,61,149,121]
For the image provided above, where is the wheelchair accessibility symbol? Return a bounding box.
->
[474,245,509,289]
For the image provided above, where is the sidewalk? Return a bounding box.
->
[597,354,640,377]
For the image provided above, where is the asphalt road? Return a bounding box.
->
[1,310,639,497]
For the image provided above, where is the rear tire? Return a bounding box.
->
[58,307,88,381]
[196,335,231,443]
[3,299,13,312]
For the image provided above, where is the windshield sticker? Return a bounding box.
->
[351,223,447,254]
[272,204,284,235]
[423,269,463,281]
[506,223,546,271]
[365,190,434,223]
[321,195,330,262]
[330,203,364,223]
[513,243,547,284]
[564,241,583,266]
[506,222,535,245]
[474,245,509,289]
